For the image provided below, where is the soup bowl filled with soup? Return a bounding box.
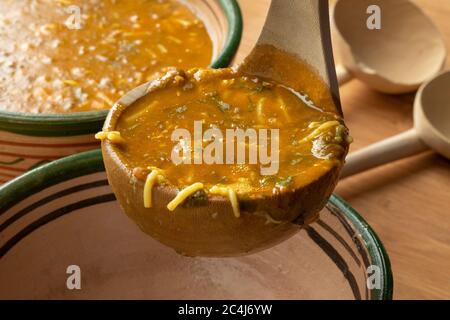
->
[0,0,242,183]
[100,46,351,257]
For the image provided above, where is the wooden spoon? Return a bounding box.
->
[239,0,341,110]
[102,0,347,257]
[341,70,450,178]
[333,0,447,94]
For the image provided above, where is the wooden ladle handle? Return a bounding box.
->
[247,0,338,89]
[341,129,429,178]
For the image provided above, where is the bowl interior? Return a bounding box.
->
[0,150,392,300]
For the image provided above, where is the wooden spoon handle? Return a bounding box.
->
[340,129,429,178]
[253,0,338,87]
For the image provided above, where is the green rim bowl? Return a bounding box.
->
[0,0,242,182]
[0,0,242,136]
[0,150,393,300]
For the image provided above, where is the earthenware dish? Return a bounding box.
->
[0,0,242,183]
[0,150,393,300]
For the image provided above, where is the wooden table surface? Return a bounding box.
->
[235,0,450,300]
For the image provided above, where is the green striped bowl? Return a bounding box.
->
[0,0,242,183]
[0,150,393,300]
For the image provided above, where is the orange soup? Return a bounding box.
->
[101,68,350,202]
[0,0,213,113]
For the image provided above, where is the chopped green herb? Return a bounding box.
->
[276,176,294,188]
[204,91,231,112]
[182,189,208,208]
[175,105,187,113]
[253,82,273,93]
[216,100,230,112]
[205,91,219,98]
[259,175,276,187]
[247,96,256,112]
[158,152,169,162]
[234,80,251,90]
[290,158,303,166]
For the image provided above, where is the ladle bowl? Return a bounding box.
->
[333,0,447,93]
[342,70,450,178]
[414,71,450,159]
[102,76,341,257]
[102,0,348,257]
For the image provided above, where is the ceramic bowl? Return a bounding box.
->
[0,0,242,184]
[0,150,393,300]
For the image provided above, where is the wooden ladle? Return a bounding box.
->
[102,0,347,257]
[333,0,447,94]
[341,70,450,178]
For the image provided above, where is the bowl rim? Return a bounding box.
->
[0,0,243,137]
[0,149,393,300]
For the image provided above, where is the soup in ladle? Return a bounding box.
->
[100,48,350,256]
